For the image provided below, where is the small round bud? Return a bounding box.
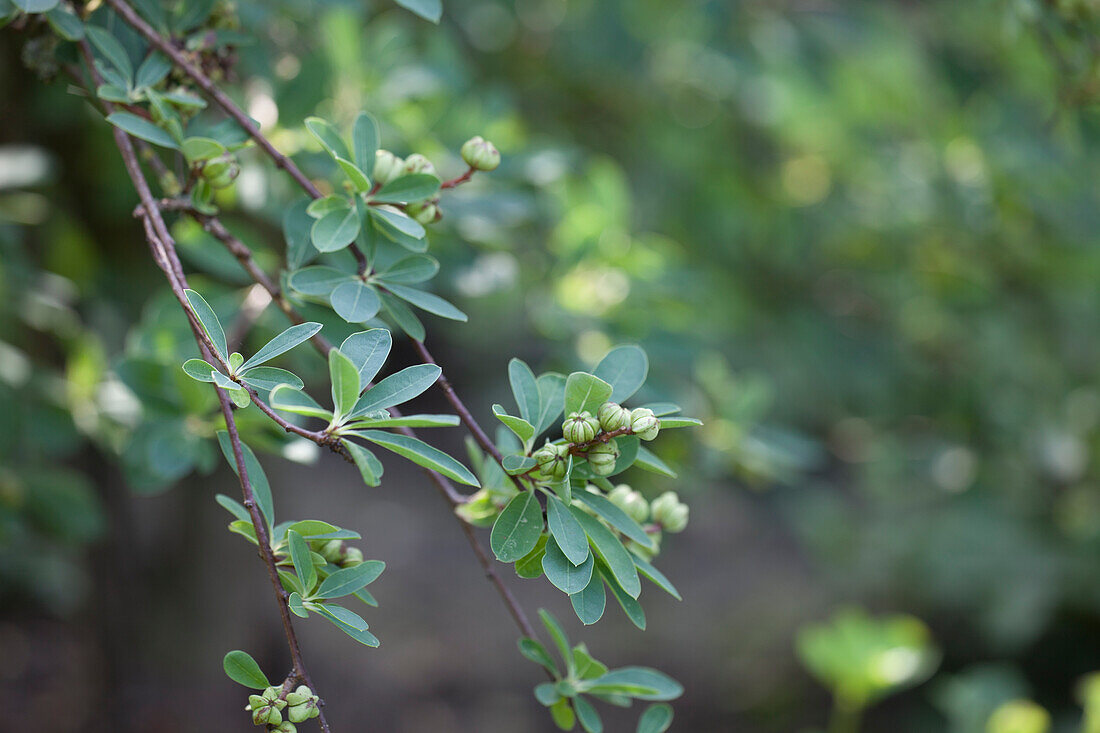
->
[273,723,297,733]
[402,153,436,177]
[341,546,363,567]
[629,407,660,441]
[626,531,661,560]
[201,155,240,189]
[532,441,568,481]
[562,411,600,444]
[608,484,649,524]
[406,199,440,225]
[460,136,501,172]
[319,539,344,563]
[286,685,320,723]
[585,440,619,476]
[597,402,631,432]
[373,149,405,185]
[651,491,688,533]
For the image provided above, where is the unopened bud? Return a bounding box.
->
[341,547,363,567]
[651,491,688,533]
[608,484,648,524]
[319,539,344,563]
[273,723,297,733]
[406,199,440,225]
[597,402,631,432]
[562,411,600,444]
[626,531,661,560]
[373,149,405,185]
[586,440,619,476]
[533,441,568,481]
[629,407,660,441]
[402,153,436,177]
[201,155,240,189]
[460,135,501,172]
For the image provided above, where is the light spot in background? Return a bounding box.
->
[455,252,518,297]
[274,53,301,81]
[524,150,569,186]
[739,76,789,126]
[555,264,630,315]
[515,0,566,32]
[931,446,977,493]
[0,192,50,224]
[97,376,142,428]
[237,164,267,210]
[944,137,987,186]
[871,647,923,685]
[0,145,51,189]
[702,417,740,452]
[246,80,279,130]
[0,341,31,387]
[462,3,518,52]
[282,438,320,464]
[1039,428,1087,482]
[782,154,831,206]
[576,329,611,365]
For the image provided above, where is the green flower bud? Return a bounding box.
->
[402,153,436,177]
[341,546,363,567]
[626,531,661,560]
[585,440,619,476]
[406,199,440,225]
[319,539,344,563]
[455,489,500,527]
[562,411,600,444]
[597,401,631,432]
[284,692,307,707]
[201,155,240,189]
[373,149,405,185]
[629,407,660,441]
[286,684,320,723]
[460,135,501,172]
[651,491,688,533]
[273,722,297,733]
[533,441,569,481]
[250,690,284,726]
[608,484,648,524]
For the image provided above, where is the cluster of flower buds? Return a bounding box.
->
[650,491,689,533]
[460,136,501,172]
[544,402,660,478]
[373,150,404,186]
[310,538,363,567]
[245,685,320,729]
[532,441,569,481]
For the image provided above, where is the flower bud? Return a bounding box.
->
[341,546,363,567]
[597,402,631,432]
[585,440,619,476]
[460,135,501,172]
[402,153,436,177]
[533,441,568,481]
[608,484,648,524]
[201,155,239,189]
[562,411,600,444]
[273,723,297,733]
[319,539,344,563]
[286,684,320,723]
[373,149,405,186]
[627,532,661,560]
[651,491,688,533]
[629,407,660,441]
[406,199,440,225]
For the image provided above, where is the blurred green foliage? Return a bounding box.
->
[4,0,1100,728]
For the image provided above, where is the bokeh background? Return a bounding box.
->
[3,0,1100,730]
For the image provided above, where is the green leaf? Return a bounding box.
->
[216,433,274,530]
[330,281,381,323]
[490,490,544,562]
[352,111,379,173]
[535,373,568,435]
[284,199,316,270]
[287,529,317,594]
[596,560,646,630]
[285,520,354,539]
[515,534,548,579]
[658,417,702,429]
[162,90,205,108]
[239,366,304,392]
[381,291,425,341]
[45,6,83,39]
[85,25,132,81]
[371,207,426,240]
[570,508,641,599]
[215,494,250,522]
[374,255,439,284]
[211,369,244,393]
[345,414,458,429]
[543,536,595,595]
[288,592,309,618]
[574,488,654,549]
[315,560,385,599]
[329,348,361,419]
[182,358,217,382]
[307,195,348,218]
[107,111,179,149]
[337,157,371,192]
[641,403,680,417]
[304,116,350,160]
[383,283,467,322]
[340,329,392,385]
[573,646,608,679]
[634,446,677,478]
[536,682,563,707]
[565,372,613,418]
[240,322,323,371]
[593,345,648,404]
[95,85,131,103]
[288,266,351,296]
[227,519,258,544]
[183,289,227,360]
[269,384,333,420]
[585,668,682,701]
[545,493,590,566]
[312,201,361,252]
[492,405,534,445]
[509,359,540,424]
[394,0,442,23]
[181,136,226,164]
[570,574,607,625]
[344,440,384,486]
[631,553,681,601]
[575,697,604,733]
[636,704,673,733]
[551,698,576,730]
[222,650,269,689]
[519,638,560,676]
[351,363,440,416]
[502,454,537,475]
[538,609,575,676]
[135,52,171,88]
[356,430,480,486]
[373,173,441,204]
